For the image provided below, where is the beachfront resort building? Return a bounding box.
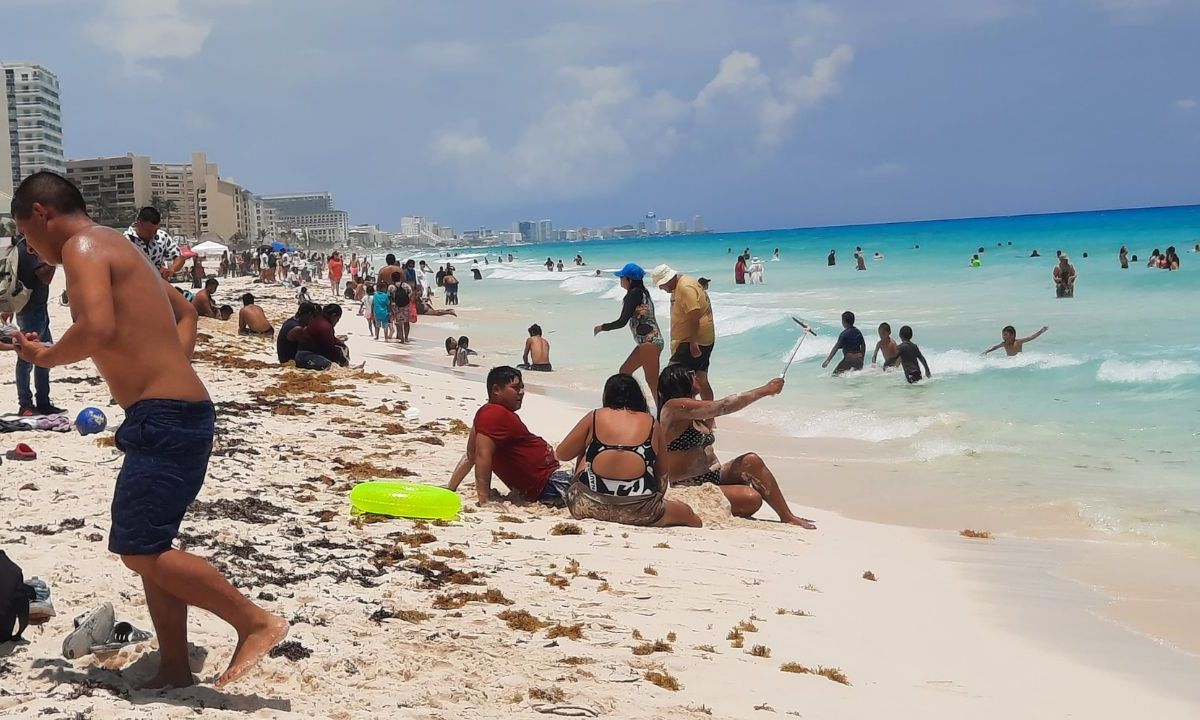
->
[261,192,349,247]
[1,62,65,199]
[66,151,262,242]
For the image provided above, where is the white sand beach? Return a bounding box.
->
[2,276,1199,719]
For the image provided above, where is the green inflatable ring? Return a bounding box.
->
[350,481,462,520]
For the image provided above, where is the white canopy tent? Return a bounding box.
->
[190,240,230,257]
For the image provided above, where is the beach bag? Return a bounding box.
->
[0,549,33,642]
[393,283,410,308]
[0,243,31,315]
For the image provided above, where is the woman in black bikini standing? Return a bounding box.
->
[556,374,700,527]
[593,263,665,402]
[655,365,815,528]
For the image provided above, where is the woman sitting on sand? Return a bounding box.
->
[656,366,815,528]
[555,374,701,528]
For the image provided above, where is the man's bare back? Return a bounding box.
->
[526,336,551,365]
[239,304,273,334]
[192,290,216,318]
[32,226,209,408]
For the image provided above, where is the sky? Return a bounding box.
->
[3,0,1199,232]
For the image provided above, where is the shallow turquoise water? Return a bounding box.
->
[392,206,1200,549]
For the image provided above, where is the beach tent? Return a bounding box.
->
[270,241,288,252]
[191,240,229,257]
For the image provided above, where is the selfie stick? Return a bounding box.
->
[780,317,817,379]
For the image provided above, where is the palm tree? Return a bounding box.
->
[92,195,116,227]
[149,193,179,233]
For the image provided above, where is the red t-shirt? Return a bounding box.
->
[474,403,558,500]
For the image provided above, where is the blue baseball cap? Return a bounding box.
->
[613,262,645,280]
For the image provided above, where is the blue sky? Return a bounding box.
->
[3,0,1198,232]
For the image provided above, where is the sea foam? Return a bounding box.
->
[1096,359,1200,384]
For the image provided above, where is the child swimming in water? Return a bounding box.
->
[982,325,1048,356]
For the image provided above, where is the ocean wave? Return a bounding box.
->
[560,274,618,296]
[714,304,794,338]
[484,264,581,282]
[1096,360,1200,384]
[761,408,955,443]
[911,439,1016,461]
[930,349,1086,376]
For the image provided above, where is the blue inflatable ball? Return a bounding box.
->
[75,407,108,436]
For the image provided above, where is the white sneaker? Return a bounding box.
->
[62,602,114,660]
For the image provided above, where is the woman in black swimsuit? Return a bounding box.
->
[655,365,815,528]
[556,374,701,527]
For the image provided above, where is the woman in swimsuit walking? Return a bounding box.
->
[556,374,700,527]
[656,365,816,528]
[593,263,665,402]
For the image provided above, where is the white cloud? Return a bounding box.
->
[1176,98,1197,110]
[432,38,855,202]
[85,0,217,78]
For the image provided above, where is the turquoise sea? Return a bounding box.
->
[397,205,1200,551]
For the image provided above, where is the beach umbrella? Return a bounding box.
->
[270,241,287,252]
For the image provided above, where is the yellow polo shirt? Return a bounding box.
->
[669,275,715,352]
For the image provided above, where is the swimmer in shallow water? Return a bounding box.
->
[871,322,899,369]
[982,325,1048,357]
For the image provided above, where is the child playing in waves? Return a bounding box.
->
[982,325,1048,356]
[871,322,899,369]
[896,326,932,384]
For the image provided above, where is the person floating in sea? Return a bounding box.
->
[970,254,981,267]
[871,322,899,369]
[873,251,884,260]
[1053,255,1077,298]
[1119,245,1129,269]
[895,325,932,384]
[821,310,866,375]
[1030,249,1040,258]
[982,325,1048,356]
[7,171,287,688]
[519,324,553,372]
[656,366,815,528]
[594,263,664,401]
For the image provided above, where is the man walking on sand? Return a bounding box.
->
[7,172,286,689]
[652,264,716,403]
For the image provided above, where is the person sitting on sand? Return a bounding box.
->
[821,310,866,375]
[278,303,319,364]
[983,325,1048,356]
[447,366,573,506]
[218,305,233,321]
[519,324,552,372]
[655,365,815,528]
[191,277,219,318]
[555,373,701,527]
[6,171,287,688]
[871,322,899,368]
[238,293,274,336]
[296,304,348,370]
[452,335,476,367]
[415,295,457,317]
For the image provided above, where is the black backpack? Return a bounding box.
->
[0,550,33,642]
[392,283,410,307]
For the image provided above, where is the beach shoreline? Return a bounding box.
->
[0,275,1197,718]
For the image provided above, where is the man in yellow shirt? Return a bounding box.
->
[652,264,716,403]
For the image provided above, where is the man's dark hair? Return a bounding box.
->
[205,278,219,290]
[878,322,891,334]
[528,324,542,336]
[10,171,87,219]
[242,293,255,306]
[137,206,162,224]
[391,272,402,282]
[1003,325,1016,335]
[386,254,397,266]
[323,303,342,317]
[899,325,913,341]
[219,304,234,316]
[297,302,319,319]
[486,366,522,397]
[602,373,648,413]
[842,311,855,326]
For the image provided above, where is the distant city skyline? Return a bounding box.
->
[3,2,1198,235]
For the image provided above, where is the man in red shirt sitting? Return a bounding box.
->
[448,366,571,506]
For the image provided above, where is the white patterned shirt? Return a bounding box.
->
[123,225,181,272]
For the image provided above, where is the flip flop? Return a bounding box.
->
[6,443,36,461]
[90,620,152,656]
[62,602,115,660]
